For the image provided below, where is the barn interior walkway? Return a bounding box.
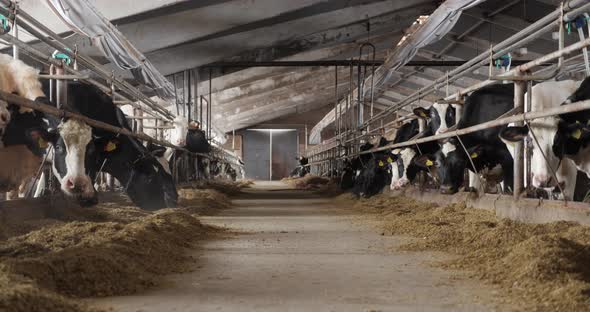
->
[92,181,503,312]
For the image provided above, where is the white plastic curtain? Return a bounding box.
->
[44,0,175,100]
[309,0,487,144]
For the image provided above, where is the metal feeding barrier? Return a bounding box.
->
[305,0,590,203]
[0,1,244,200]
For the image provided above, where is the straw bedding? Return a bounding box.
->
[347,195,590,311]
[0,184,236,311]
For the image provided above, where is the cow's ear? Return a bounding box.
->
[27,128,58,146]
[499,126,528,142]
[413,154,434,169]
[413,107,430,119]
[559,122,589,141]
[467,145,485,160]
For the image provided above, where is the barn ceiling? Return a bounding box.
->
[5,0,572,136]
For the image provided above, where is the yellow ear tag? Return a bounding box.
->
[425,159,434,167]
[378,160,384,167]
[571,129,582,140]
[105,141,117,152]
[470,152,478,159]
[38,137,48,149]
[420,112,427,118]
[387,157,393,163]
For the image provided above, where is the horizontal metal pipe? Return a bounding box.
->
[125,116,164,120]
[0,4,174,120]
[307,98,590,162]
[0,89,214,158]
[143,126,175,130]
[0,31,162,120]
[38,74,90,80]
[204,60,384,67]
[362,2,577,127]
[365,99,590,155]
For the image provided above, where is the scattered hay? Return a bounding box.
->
[177,187,232,214]
[0,267,101,312]
[355,195,590,311]
[283,175,334,191]
[182,179,252,196]
[0,211,205,298]
[0,181,235,310]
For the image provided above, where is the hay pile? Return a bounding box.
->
[354,195,590,311]
[0,184,232,311]
[184,179,252,196]
[0,210,206,311]
[177,187,232,214]
[283,175,335,191]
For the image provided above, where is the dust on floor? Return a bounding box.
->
[341,194,590,311]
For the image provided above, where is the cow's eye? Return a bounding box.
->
[54,144,64,153]
[435,161,441,168]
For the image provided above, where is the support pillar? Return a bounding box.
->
[513,79,526,199]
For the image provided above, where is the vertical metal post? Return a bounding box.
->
[232,128,236,150]
[349,61,354,135]
[198,68,201,123]
[269,129,273,181]
[208,67,212,140]
[183,70,190,118]
[305,124,308,152]
[357,61,363,129]
[334,66,338,138]
[154,119,159,145]
[11,2,18,60]
[56,65,67,108]
[173,74,179,115]
[513,77,525,199]
[525,81,532,188]
[198,70,203,124]
[49,65,55,102]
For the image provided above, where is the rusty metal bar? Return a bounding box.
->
[0,89,215,158]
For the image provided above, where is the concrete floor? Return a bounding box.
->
[91,181,503,312]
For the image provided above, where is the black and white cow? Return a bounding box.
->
[388,117,444,190]
[415,84,515,194]
[551,77,590,177]
[500,80,581,200]
[413,102,457,135]
[290,156,309,178]
[152,117,211,178]
[351,137,393,197]
[43,81,178,209]
[0,56,97,204]
[339,142,374,190]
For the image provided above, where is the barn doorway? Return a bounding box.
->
[243,129,298,180]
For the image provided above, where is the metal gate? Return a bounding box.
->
[243,129,298,180]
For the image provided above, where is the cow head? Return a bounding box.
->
[553,120,590,159]
[414,140,484,194]
[413,103,456,134]
[170,116,189,146]
[389,148,418,190]
[501,119,574,189]
[93,135,177,210]
[37,115,97,206]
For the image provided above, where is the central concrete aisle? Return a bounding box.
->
[92,182,503,312]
